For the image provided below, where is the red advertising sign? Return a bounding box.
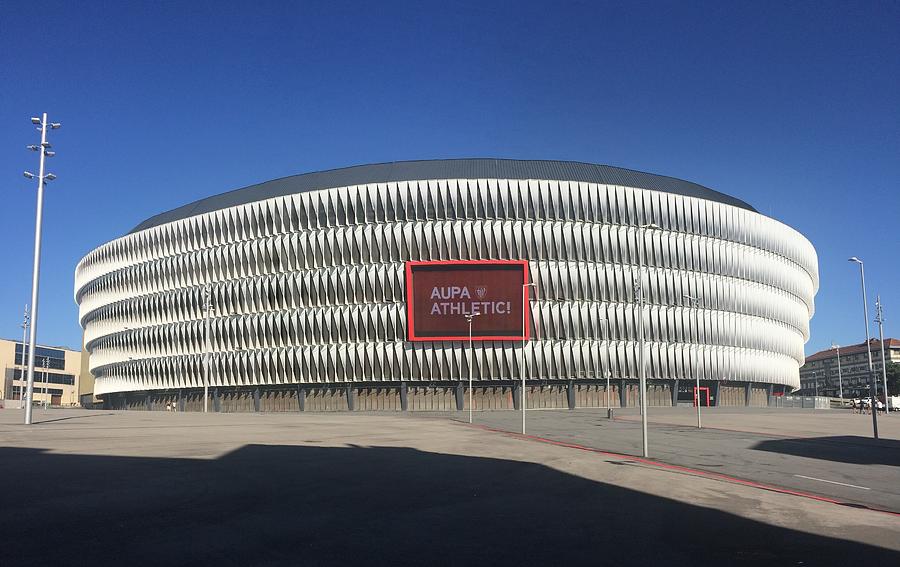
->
[405,260,530,341]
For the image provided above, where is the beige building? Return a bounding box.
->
[79,332,100,407]
[1,338,82,406]
[800,338,899,397]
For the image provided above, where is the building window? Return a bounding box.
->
[14,344,66,370]
[11,369,75,386]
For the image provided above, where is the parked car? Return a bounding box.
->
[856,398,885,411]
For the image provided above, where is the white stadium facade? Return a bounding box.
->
[74,159,818,412]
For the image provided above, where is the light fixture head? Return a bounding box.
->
[23,171,35,179]
[41,141,51,148]
[50,123,61,129]
[44,173,57,181]
[26,145,39,151]
[44,150,55,157]
[30,117,40,125]
[848,256,862,264]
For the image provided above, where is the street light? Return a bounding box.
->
[875,297,889,412]
[465,312,481,424]
[597,319,611,419]
[42,356,49,408]
[18,305,29,409]
[22,113,60,426]
[684,293,702,429]
[636,222,661,457]
[831,343,843,402]
[203,286,215,413]
[848,257,878,438]
[521,282,537,434]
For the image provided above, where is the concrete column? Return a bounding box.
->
[253,388,261,412]
[347,385,356,411]
[455,382,464,411]
[714,381,722,407]
[567,380,576,410]
[400,382,408,411]
[213,388,221,412]
[512,382,521,411]
[767,384,774,407]
[298,386,306,411]
[672,379,679,406]
[178,391,184,412]
[619,379,627,408]
[146,393,152,411]
[745,382,751,407]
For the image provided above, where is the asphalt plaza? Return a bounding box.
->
[426,406,900,514]
[1,406,898,566]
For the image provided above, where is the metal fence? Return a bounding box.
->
[769,395,831,409]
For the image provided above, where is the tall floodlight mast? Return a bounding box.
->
[22,114,60,425]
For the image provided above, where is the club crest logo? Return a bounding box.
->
[475,287,487,299]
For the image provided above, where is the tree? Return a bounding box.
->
[887,362,900,395]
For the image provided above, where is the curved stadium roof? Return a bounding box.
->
[130,159,756,233]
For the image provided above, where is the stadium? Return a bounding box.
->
[74,159,818,412]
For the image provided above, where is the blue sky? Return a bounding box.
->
[1,1,897,354]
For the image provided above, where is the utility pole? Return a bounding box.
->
[875,296,889,412]
[42,356,50,408]
[22,113,60,425]
[832,343,843,402]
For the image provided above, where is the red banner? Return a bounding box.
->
[405,261,529,341]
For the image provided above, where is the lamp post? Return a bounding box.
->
[848,257,878,438]
[202,286,215,413]
[636,222,660,458]
[42,356,49,408]
[875,296,889,412]
[683,294,702,429]
[832,343,843,402]
[597,319,610,419]
[22,113,60,425]
[465,312,480,424]
[18,305,29,409]
[606,370,613,417]
[521,282,537,434]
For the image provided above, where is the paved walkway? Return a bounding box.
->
[1,408,898,566]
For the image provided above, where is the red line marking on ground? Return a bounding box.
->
[460,421,900,518]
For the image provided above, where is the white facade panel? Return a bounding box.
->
[74,166,818,397]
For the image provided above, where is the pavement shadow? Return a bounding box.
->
[32,412,116,425]
[0,444,897,567]
[752,436,900,466]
